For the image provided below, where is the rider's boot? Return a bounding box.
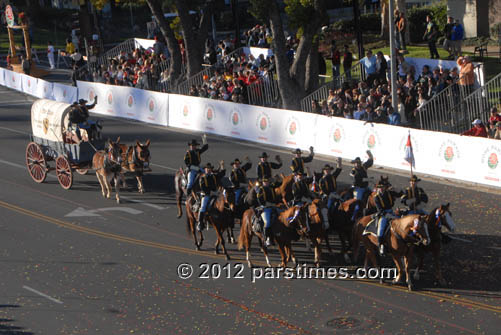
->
[197,212,205,231]
[264,227,274,247]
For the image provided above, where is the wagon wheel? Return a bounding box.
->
[76,169,89,175]
[56,156,73,190]
[26,142,47,183]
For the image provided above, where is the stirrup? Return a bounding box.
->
[265,237,272,247]
[379,244,385,256]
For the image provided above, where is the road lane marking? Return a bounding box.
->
[120,195,166,210]
[1,199,500,315]
[65,207,143,217]
[22,285,63,304]
[448,235,472,243]
[0,126,29,135]
[151,163,178,171]
[0,158,57,179]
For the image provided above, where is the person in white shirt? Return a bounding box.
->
[47,41,55,69]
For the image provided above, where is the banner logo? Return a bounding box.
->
[148,97,155,113]
[444,146,454,162]
[438,140,460,174]
[63,89,67,98]
[27,79,31,87]
[205,104,215,121]
[289,121,297,135]
[333,128,342,143]
[367,134,376,148]
[88,88,96,102]
[107,91,113,105]
[42,118,49,134]
[232,111,240,126]
[183,105,189,117]
[11,75,15,83]
[488,153,498,169]
[362,129,381,151]
[127,94,134,108]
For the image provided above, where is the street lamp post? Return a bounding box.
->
[388,0,398,112]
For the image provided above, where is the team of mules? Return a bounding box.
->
[91,137,152,204]
[175,166,456,291]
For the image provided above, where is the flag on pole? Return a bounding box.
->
[404,133,415,168]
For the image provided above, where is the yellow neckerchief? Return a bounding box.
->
[259,162,267,177]
[204,174,216,187]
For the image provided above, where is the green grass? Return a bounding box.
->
[323,44,501,83]
[0,28,67,54]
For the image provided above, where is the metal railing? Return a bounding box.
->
[433,72,501,134]
[300,62,363,113]
[417,65,483,133]
[175,47,247,95]
[75,39,136,80]
[247,75,280,107]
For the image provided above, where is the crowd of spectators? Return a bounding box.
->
[309,48,473,127]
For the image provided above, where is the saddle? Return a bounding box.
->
[362,214,391,237]
[191,194,217,215]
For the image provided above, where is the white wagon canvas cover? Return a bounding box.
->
[31,99,72,142]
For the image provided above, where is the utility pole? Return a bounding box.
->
[352,0,364,61]
[231,0,240,48]
[388,0,398,112]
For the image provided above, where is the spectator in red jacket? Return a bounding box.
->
[461,119,488,137]
[488,107,501,129]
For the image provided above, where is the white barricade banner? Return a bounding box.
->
[34,79,54,99]
[20,74,38,96]
[0,67,5,86]
[76,81,168,126]
[52,83,78,104]
[4,69,22,91]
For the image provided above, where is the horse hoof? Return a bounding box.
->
[225,254,231,261]
[247,262,253,268]
[195,246,200,251]
[116,199,120,204]
[214,250,219,255]
[408,283,414,291]
[380,278,385,284]
[413,272,420,281]
[230,237,236,244]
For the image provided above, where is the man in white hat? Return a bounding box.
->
[461,119,487,138]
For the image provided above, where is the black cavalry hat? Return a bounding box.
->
[322,164,334,171]
[292,148,302,154]
[204,162,214,169]
[231,158,241,165]
[188,139,200,146]
[78,99,88,104]
[259,152,268,158]
[351,157,362,164]
[410,175,421,182]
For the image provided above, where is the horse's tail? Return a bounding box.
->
[238,212,249,250]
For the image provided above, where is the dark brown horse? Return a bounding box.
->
[328,198,364,263]
[185,188,236,260]
[353,214,430,290]
[238,204,308,268]
[119,140,151,193]
[92,137,123,203]
[413,204,455,286]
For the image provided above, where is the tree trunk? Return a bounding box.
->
[175,0,213,78]
[305,38,319,94]
[145,0,183,87]
[268,0,302,110]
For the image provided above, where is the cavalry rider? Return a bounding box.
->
[230,157,252,205]
[257,152,282,183]
[184,134,208,195]
[349,150,373,220]
[374,178,398,256]
[401,175,428,215]
[291,169,315,231]
[290,146,314,175]
[197,162,225,231]
[318,158,343,229]
[256,178,279,246]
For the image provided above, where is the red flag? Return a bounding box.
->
[404,134,415,168]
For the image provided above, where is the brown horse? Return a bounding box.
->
[245,173,295,207]
[119,140,151,193]
[185,188,236,260]
[238,204,308,268]
[305,199,333,267]
[92,137,123,203]
[175,168,203,218]
[352,214,430,290]
[413,204,455,286]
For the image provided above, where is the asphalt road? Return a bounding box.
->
[0,87,500,334]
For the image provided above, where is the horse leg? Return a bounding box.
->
[305,238,312,252]
[96,172,106,198]
[198,230,204,249]
[121,172,127,189]
[114,173,121,204]
[262,243,272,267]
[136,175,145,194]
[245,233,254,268]
[288,243,297,267]
[433,246,446,286]
[189,216,200,251]
[313,239,321,268]
[391,254,404,285]
[277,243,287,268]
[104,174,112,198]
[176,188,183,219]
[404,251,414,291]
[215,225,230,260]
[324,231,334,255]
[413,249,424,281]
[338,231,350,264]
[226,227,235,244]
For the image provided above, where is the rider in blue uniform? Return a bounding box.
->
[230,157,252,205]
[185,134,208,195]
[349,150,373,221]
[374,178,397,255]
[290,147,314,175]
[197,162,225,231]
[401,175,428,215]
[291,170,314,231]
[256,152,282,182]
[318,158,343,229]
[256,179,279,246]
